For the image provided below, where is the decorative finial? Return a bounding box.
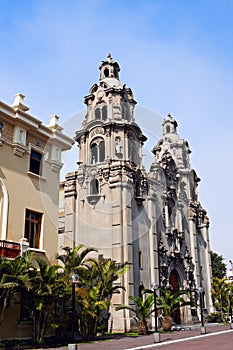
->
[107,53,113,62]
[12,93,29,111]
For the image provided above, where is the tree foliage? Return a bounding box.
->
[116,290,154,335]
[0,246,128,343]
[57,246,128,340]
[211,250,227,279]
[0,253,31,326]
[156,288,195,318]
[28,258,68,344]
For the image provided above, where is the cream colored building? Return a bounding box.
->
[0,93,73,339]
[0,93,74,262]
[62,55,214,331]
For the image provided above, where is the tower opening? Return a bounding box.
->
[104,68,109,78]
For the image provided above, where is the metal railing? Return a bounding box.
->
[0,240,21,258]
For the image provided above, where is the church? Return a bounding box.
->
[62,54,214,331]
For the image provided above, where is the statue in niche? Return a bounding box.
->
[180,181,188,202]
[115,137,122,154]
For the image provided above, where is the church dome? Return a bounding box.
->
[100,77,123,88]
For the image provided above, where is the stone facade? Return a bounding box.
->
[62,55,214,331]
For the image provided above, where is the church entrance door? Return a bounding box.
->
[169,269,181,324]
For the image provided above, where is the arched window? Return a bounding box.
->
[95,106,108,121]
[99,141,105,162]
[90,178,99,195]
[91,143,98,164]
[102,105,107,121]
[104,68,109,77]
[166,125,170,133]
[95,108,101,119]
[90,138,105,164]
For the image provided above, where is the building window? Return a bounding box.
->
[91,143,98,164]
[99,140,105,162]
[95,108,101,119]
[104,68,109,77]
[102,105,107,121]
[24,209,42,249]
[94,106,108,120]
[139,251,143,269]
[29,149,42,175]
[90,178,99,195]
[90,138,105,164]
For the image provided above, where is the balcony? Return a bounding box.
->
[0,240,21,258]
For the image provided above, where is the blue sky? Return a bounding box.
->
[0,0,232,269]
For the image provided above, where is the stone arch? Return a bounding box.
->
[0,178,8,240]
[169,269,180,291]
[90,137,105,164]
[169,260,185,286]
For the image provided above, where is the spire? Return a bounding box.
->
[99,53,120,80]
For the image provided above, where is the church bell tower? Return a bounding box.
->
[64,54,148,331]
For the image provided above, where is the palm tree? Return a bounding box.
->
[57,244,97,276]
[211,277,228,321]
[76,283,109,340]
[156,288,195,331]
[29,258,68,344]
[87,257,128,302]
[79,257,128,338]
[0,253,31,326]
[57,246,128,340]
[116,291,154,335]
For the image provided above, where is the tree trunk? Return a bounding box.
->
[138,320,148,335]
[162,316,172,331]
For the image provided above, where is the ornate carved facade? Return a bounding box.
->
[62,55,213,331]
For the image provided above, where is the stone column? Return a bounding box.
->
[201,224,214,313]
[64,172,77,248]
[165,203,169,229]
[147,194,159,329]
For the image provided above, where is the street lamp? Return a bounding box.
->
[151,282,160,343]
[71,274,79,344]
[227,290,233,329]
[198,287,206,334]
